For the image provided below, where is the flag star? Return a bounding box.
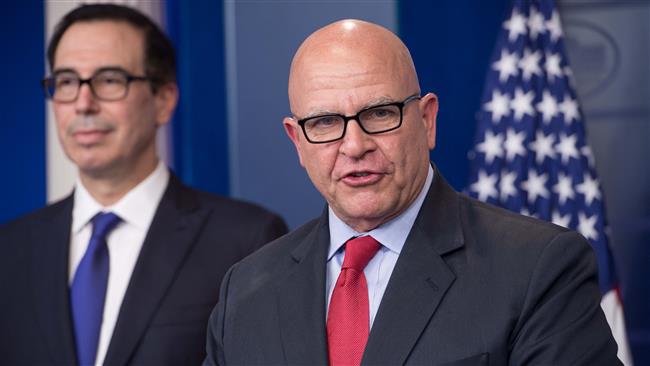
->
[564,66,573,78]
[576,173,601,206]
[528,6,546,40]
[499,170,518,201]
[581,146,596,168]
[553,172,575,204]
[511,88,535,121]
[563,66,576,87]
[529,130,556,164]
[493,49,519,82]
[544,52,563,82]
[520,208,537,218]
[556,133,580,164]
[471,170,498,201]
[503,9,527,42]
[577,212,598,241]
[521,169,549,204]
[504,128,527,161]
[484,90,511,123]
[559,94,580,124]
[546,11,563,42]
[476,130,504,164]
[536,90,559,123]
[552,210,571,228]
[518,48,542,81]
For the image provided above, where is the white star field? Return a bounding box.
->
[468,4,609,249]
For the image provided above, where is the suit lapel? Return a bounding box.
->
[363,168,465,365]
[31,195,78,366]
[275,212,329,365]
[103,176,211,365]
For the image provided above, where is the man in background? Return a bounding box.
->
[204,19,620,365]
[0,4,286,365]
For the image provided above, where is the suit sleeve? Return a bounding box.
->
[203,264,236,366]
[509,231,622,365]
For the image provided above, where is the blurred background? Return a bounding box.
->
[2,0,648,363]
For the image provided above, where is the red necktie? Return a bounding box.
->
[327,236,381,366]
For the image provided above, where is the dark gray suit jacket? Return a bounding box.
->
[0,174,288,366]
[204,168,620,365]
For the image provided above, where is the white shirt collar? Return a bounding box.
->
[72,161,170,233]
[328,164,434,259]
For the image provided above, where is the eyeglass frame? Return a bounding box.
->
[294,94,422,144]
[41,67,153,102]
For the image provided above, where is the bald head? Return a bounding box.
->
[288,19,420,114]
[283,19,438,232]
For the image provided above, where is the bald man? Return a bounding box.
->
[203,20,621,365]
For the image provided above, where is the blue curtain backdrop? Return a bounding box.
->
[166,0,230,196]
[1,3,46,224]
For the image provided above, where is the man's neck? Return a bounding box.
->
[79,158,159,206]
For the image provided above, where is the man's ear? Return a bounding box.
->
[283,116,305,167]
[419,92,438,150]
[154,82,179,126]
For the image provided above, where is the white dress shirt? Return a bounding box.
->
[68,161,169,366]
[326,165,434,329]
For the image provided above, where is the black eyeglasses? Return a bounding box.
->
[295,94,421,144]
[41,68,151,102]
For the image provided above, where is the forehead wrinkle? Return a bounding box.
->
[302,72,384,95]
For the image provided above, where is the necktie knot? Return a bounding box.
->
[342,236,381,272]
[91,212,121,240]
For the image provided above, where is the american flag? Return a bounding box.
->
[466,0,632,364]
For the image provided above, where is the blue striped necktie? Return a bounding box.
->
[70,212,121,366]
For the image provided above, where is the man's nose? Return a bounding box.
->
[75,83,99,114]
[339,119,375,158]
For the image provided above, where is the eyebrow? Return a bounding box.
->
[51,66,130,76]
[299,95,397,120]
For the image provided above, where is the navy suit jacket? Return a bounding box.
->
[0,174,288,365]
[204,168,620,365]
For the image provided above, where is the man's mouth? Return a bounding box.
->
[72,129,111,145]
[341,171,383,186]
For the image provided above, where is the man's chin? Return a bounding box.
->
[332,202,394,231]
[75,160,117,179]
